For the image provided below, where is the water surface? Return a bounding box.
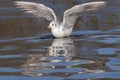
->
[0,0,120,80]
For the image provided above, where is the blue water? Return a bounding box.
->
[0,30,120,80]
[0,0,120,80]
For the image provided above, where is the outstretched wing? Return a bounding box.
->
[62,1,106,29]
[14,1,57,21]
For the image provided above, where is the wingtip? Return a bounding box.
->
[99,1,108,7]
[14,1,36,5]
[13,1,22,4]
[94,1,107,6]
[88,1,107,8]
[100,1,107,5]
[13,1,23,5]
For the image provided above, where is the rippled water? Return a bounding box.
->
[0,0,120,80]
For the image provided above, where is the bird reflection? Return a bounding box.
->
[21,38,78,76]
[21,38,106,77]
[48,38,77,57]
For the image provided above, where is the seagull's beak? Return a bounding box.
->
[47,26,51,29]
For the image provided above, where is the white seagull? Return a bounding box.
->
[14,1,106,38]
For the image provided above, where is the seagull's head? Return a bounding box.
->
[47,21,59,29]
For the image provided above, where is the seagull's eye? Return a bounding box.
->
[52,24,54,26]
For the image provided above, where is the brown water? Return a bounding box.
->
[0,0,120,80]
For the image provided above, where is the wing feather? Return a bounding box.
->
[62,1,107,29]
[14,1,57,21]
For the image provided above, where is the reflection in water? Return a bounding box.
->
[48,38,77,58]
[21,38,78,76]
[21,38,107,78]
[0,31,120,79]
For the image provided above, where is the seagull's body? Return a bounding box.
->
[14,1,106,38]
[51,22,73,37]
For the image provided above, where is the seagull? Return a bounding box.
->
[14,1,106,38]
